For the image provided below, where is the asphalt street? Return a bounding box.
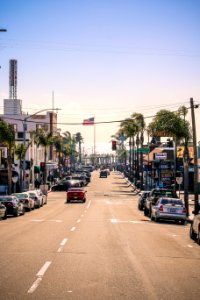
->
[0,170,200,300]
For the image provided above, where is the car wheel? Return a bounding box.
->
[14,209,19,217]
[144,207,148,216]
[3,211,7,220]
[21,207,25,215]
[155,214,159,222]
[151,214,154,221]
[180,220,186,225]
[197,228,200,245]
[190,223,196,240]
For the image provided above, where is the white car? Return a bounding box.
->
[28,190,43,208]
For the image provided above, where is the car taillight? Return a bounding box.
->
[7,202,14,207]
[80,192,84,197]
[159,205,164,212]
[182,207,187,214]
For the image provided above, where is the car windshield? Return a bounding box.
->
[13,194,27,199]
[153,190,177,197]
[0,197,12,201]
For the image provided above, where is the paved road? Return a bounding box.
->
[0,171,200,299]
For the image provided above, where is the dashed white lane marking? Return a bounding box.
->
[71,227,76,231]
[57,238,68,252]
[187,244,193,248]
[77,219,81,223]
[86,200,91,209]
[28,261,52,294]
[81,214,84,217]
[31,219,45,222]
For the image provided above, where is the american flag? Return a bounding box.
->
[82,117,95,125]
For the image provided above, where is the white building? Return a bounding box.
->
[0,98,58,190]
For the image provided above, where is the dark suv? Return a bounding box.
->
[144,188,178,217]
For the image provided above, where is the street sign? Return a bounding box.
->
[176,177,183,184]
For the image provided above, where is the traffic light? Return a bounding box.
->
[112,140,117,150]
[40,162,45,172]
[147,161,152,171]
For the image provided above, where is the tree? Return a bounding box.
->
[120,118,138,180]
[0,118,15,194]
[74,132,84,164]
[15,143,29,192]
[147,108,191,214]
[33,129,53,183]
[131,113,145,188]
[62,131,77,170]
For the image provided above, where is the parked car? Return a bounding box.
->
[151,197,187,224]
[144,188,178,217]
[36,189,47,205]
[0,202,7,219]
[190,210,200,244]
[28,190,43,208]
[12,192,35,211]
[0,195,25,217]
[66,188,87,203]
[100,170,108,178]
[51,180,81,191]
[138,191,150,211]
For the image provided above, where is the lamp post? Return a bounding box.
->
[22,108,60,191]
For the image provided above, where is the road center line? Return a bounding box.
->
[77,219,81,223]
[60,238,68,246]
[37,261,52,277]
[71,227,76,231]
[86,200,91,209]
[28,261,52,294]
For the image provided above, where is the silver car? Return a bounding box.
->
[12,192,35,211]
[28,190,43,208]
[151,197,187,224]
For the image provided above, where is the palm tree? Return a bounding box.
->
[15,143,30,192]
[120,118,138,181]
[63,131,77,170]
[53,134,63,177]
[33,129,53,184]
[147,108,191,214]
[131,113,145,188]
[0,118,15,194]
[74,132,83,164]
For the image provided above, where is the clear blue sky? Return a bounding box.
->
[0,0,200,153]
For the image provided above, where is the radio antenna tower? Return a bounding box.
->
[9,59,17,99]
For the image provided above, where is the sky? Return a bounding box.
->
[0,0,200,154]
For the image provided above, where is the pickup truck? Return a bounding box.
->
[66,188,87,203]
[144,188,178,217]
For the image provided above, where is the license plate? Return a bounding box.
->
[169,208,176,213]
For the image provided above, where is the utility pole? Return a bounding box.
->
[190,97,199,214]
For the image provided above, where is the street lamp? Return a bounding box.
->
[22,108,60,191]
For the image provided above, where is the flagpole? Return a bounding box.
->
[94,119,96,165]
